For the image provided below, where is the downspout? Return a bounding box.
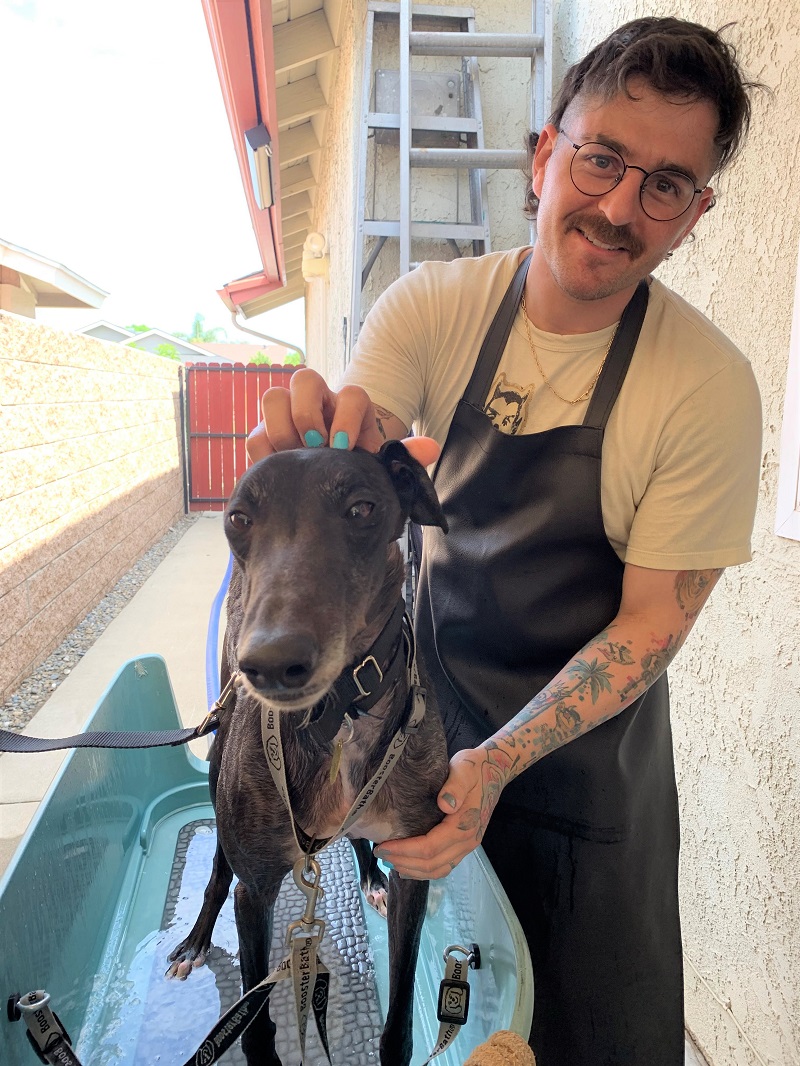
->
[229,310,305,360]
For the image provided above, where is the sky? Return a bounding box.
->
[0,0,306,350]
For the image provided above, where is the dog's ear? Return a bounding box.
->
[377,440,448,532]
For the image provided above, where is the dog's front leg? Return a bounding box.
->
[381,873,430,1066]
[166,840,233,978]
[235,878,283,1066]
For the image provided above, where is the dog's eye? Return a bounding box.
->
[227,511,252,531]
[347,501,374,520]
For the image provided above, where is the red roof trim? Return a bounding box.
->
[202,0,284,290]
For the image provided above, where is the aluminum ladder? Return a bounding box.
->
[349,0,550,354]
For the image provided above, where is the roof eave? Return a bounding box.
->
[202,0,284,287]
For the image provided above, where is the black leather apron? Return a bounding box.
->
[415,255,684,1065]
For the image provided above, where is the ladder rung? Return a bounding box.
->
[410,147,526,169]
[410,31,543,57]
[365,220,487,240]
[371,2,477,19]
[369,112,478,134]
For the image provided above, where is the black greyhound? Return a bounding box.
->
[167,442,449,1066]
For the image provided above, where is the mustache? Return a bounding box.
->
[569,213,645,258]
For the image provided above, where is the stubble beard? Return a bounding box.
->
[540,211,669,303]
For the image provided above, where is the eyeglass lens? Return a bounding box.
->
[571,143,697,221]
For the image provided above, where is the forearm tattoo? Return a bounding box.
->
[488,568,723,778]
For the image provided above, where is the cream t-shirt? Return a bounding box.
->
[343,247,762,569]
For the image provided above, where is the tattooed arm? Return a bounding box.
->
[374,563,723,879]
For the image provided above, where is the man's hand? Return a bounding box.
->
[373,744,516,880]
[246,367,439,466]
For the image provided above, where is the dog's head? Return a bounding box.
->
[224,441,446,711]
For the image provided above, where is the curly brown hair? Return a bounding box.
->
[523,17,766,218]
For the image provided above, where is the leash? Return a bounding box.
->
[260,610,475,1064]
[0,672,235,754]
[0,601,407,756]
[6,606,474,1064]
[253,606,427,1063]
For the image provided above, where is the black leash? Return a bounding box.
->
[0,602,408,756]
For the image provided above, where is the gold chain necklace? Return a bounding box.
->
[520,292,617,406]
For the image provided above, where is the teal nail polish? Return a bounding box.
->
[304,429,324,447]
[332,431,349,450]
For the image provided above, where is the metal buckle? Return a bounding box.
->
[195,711,219,737]
[352,655,383,698]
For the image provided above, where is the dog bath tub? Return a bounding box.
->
[0,656,533,1066]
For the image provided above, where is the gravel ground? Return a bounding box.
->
[0,515,198,734]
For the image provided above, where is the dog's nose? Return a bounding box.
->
[238,632,319,692]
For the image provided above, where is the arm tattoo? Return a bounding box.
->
[674,568,723,621]
[456,742,518,842]
[494,627,686,770]
[487,569,723,779]
[374,405,394,440]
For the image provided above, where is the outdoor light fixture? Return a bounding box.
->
[245,123,274,210]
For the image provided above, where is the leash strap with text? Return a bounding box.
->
[260,613,427,860]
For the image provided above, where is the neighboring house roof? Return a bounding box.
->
[202,0,339,318]
[194,341,293,363]
[80,320,136,342]
[0,237,108,311]
[123,329,235,363]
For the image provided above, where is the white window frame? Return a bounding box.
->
[775,238,800,540]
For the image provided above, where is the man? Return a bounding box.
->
[247,18,762,1064]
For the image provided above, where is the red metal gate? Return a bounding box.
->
[184,363,298,511]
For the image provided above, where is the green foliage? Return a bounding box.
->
[125,324,151,333]
[174,313,227,344]
[249,349,303,366]
[125,340,181,361]
[154,343,181,361]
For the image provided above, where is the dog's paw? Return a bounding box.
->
[364,883,389,919]
[361,862,389,918]
[165,944,207,980]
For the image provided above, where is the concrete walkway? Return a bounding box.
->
[0,514,229,879]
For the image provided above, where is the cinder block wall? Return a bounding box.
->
[0,312,185,702]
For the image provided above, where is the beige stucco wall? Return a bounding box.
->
[552,8,800,1066]
[0,313,185,702]
[306,2,799,1063]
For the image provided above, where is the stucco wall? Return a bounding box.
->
[0,312,185,703]
[307,2,800,1063]
[549,4,800,1064]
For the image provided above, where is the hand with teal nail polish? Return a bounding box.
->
[304,429,324,448]
[332,431,349,450]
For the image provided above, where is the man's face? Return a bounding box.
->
[532,78,718,304]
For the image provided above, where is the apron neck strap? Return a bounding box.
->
[463,252,532,408]
[462,253,649,433]
[583,279,649,431]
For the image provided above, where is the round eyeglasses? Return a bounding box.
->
[559,131,705,222]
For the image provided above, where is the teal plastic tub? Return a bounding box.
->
[0,656,532,1065]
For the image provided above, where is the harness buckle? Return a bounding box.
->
[352,655,383,699]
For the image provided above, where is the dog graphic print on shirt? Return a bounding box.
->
[484,373,535,435]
